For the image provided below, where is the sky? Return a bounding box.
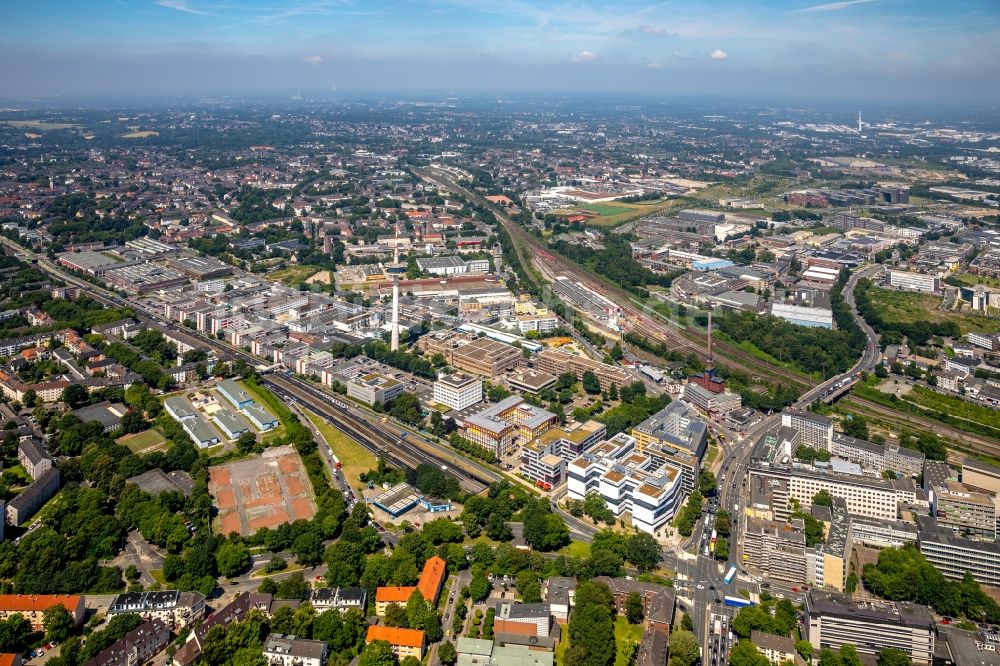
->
[1,0,999,104]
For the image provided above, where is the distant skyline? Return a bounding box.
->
[2,0,999,103]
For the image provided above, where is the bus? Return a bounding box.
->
[724,566,737,585]
[724,596,755,608]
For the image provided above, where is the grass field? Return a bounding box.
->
[614,616,644,666]
[950,272,1000,289]
[303,410,377,491]
[867,286,1000,335]
[579,203,633,216]
[117,428,168,454]
[557,540,592,559]
[559,199,686,227]
[121,131,159,138]
[269,265,322,286]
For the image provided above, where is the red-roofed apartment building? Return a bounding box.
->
[366,625,425,660]
[0,595,85,630]
[374,555,447,616]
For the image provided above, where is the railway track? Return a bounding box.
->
[414,167,811,391]
[845,396,1000,460]
[263,374,492,494]
[0,239,497,494]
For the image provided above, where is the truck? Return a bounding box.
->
[713,619,721,635]
[724,566,737,585]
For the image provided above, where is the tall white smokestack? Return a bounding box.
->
[389,227,403,351]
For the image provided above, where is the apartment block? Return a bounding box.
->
[933,481,997,539]
[107,590,206,630]
[521,420,607,489]
[365,626,425,661]
[682,382,741,416]
[781,409,834,450]
[17,437,52,480]
[748,462,918,522]
[86,620,170,666]
[0,595,85,630]
[263,634,327,666]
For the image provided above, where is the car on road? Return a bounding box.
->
[696,584,705,590]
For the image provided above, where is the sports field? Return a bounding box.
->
[117,428,168,454]
[209,445,317,536]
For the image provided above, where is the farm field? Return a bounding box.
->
[2,120,80,130]
[121,130,159,138]
[867,286,1000,335]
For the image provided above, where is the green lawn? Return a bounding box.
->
[614,616,644,666]
[949,272,1000,289]
[303,410,377,491]
[555,632,568,666]
[867,286,1000,335]
[557,540,592,559]
[579,203,633,216]
[117,428,168,454]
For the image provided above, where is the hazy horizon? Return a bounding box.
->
[2,0,999,105]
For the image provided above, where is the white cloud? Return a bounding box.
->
[647,61,664,70]
[638,24,670,36]
[302,55,324,65]
[794,0,876,13]
[154,0,210,16]
[571,50,597,63]
[710,49,728,60]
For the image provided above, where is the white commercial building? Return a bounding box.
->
[770,302,834,329]
[889,269,939,293]
[433,373,483,412]
[567,433,684,534]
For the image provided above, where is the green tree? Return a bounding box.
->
[625,592,644,624]
[877,648,912,666]
[813,489,834,507]
[699,470,717,496]
[359,640,396,666]
[714,536,729,561]
[439,640,458,665]
[840,644,863,666]
[582,371,601,395]
[728,640,770,666]
[668,629,699,666]
[216,540,251,578]
[406,589,431,630]
[237,431,257,453]
[43,604,75,643]
[625,532,661,572]
[384,603,408,628]
[680,613,694,632]
[469,573,491,602]
[796,640,814,661]
[61,384,89,408]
